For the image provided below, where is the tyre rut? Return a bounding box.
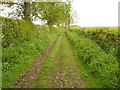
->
[14,34,60,88]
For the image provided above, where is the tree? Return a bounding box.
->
[23,2,30,20]
[33,2,71,26]
[0,1,31,21]
[0,0,73,25]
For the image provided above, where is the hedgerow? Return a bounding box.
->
[2,17,58,88]
[2,17,50,48]
[70,27,119,58]
[66,31,119,88]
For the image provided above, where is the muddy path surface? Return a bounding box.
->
[14,34,60,88]
[33,32,87,88]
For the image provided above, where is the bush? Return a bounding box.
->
[2,17,58,88]
[66,31,119,88]
[70,27,119,58]
[2,17,49,47]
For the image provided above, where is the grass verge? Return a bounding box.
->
[2,32,57,88]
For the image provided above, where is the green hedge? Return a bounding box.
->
[66,31,119,88]
[71,27,119,58]
[2,17,58,88]
[2,17,49,47]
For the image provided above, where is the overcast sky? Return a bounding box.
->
[72,0,119,27]
[0,0,119,27]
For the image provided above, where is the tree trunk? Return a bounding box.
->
[47,21,52,26]
[23,2,30,21]
[68,20,70,30]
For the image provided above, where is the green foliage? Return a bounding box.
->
[70,27,119,58]
[31,2,71,26]
[2,17,58,88]
[2,17,49,47]
[1,1,72,25]
[66,31,119,88]
[2,33,57,88]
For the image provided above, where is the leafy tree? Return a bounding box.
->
[0,1,31,21]
[31,1,71,26]
[0,0,73,26]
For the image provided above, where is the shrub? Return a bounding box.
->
[2,17,50,47]
[66,31,119,88]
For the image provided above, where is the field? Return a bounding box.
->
[2,17,119,88]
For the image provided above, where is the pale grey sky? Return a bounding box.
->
[72,0,119,27]
[0,0,119,27]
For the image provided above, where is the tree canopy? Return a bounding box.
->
[0,0,74,26]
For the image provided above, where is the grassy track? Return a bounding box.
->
[66,31,119,88]
[33,32,87,88]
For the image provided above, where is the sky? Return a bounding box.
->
[0,0,119,27]
[72,0,119,27]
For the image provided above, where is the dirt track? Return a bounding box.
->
[32,33,87,88]
[14,32,87,88]
[14,34,59,88]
